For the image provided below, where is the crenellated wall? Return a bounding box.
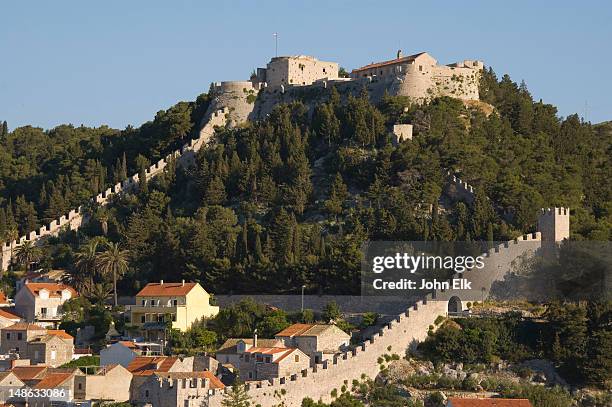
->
[444,171,476,205]
[200,208,569,407]
[0,108,229,272]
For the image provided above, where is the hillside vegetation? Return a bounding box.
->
[0,69,610,297]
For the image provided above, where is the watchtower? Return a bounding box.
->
[538,207,570,244]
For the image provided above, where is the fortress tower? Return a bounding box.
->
[538,207,570,244]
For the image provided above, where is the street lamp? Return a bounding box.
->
[301,285,306,313]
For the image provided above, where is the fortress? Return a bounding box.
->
[205,50,483,126]
[0,50,575,407]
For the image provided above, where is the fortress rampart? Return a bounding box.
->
[203,208,569,407]
[0,108,229,271]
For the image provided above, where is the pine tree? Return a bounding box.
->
[221,382,251,407]
[121,152,128,180]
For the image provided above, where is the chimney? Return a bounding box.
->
[181,280,185,286]
[160,280,163,285]
[253,329,258,348]
[397,49,403,59]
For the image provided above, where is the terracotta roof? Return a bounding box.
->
[447,398,533,407]
[245,347,291,355]
[11,366,48,380]
[217,338,282,354]
[351,52,427,73]
[126,356,178,376]
[0,309,20,320]
[47,330,73,340]
[3,322,46,331]
[118,340,138,349]
[275,323,347,338]
[24,282,77,298]
[33,372,73,389]
[154,371,225,389]
[136,282,198,297]
[0,292,8,305]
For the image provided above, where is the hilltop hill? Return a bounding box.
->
[0,69,610,297]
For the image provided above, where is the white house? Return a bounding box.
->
[14,282,77,327]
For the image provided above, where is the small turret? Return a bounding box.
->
[538,207,570,243]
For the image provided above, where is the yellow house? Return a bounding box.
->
[130,280,219,338]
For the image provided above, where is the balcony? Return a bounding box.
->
[128,303,184,314]
[35,312,63,321]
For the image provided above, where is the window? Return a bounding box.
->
[256,355,263,362]
[171,299,178,306]
[157,314,164,322]
[41,307,47,316]
[294,355,300,362]
[419,65,423,72]
[17,333,22,340]
[171,314,177,322]
[141,315,146,323]
[265,356,271,363]
[245,355,250,362]
[323,68,326,73]
[141,299,146,306]
[34,350,39,360]
[145,390,149,398]
[190,379,196,388]
[78,383,82,390]
[248,372,253,379]
[51,350,57,360]
[5,333,9,340]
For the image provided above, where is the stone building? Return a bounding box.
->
[0,371,25,405]
[79,364,133,403]
[351,51,483,102]
[100,340,163,368]
[133,371,225,407]
[13,282,77,327]
[0,323,74,367]
[258,55,338,89]
[275,323,350,366]
[238,346,310,381]
[216,337,283,367]
[0,308,22,329]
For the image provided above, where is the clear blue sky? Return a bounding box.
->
[2,1,611,130]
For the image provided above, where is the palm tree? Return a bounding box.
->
[84,282,113,306]
[14,241,42,272]
[96,242,129,307]
[4,225,18,271]
[70,239,101,290]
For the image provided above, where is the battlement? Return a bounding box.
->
[444,171,476,204]
[1,108,228,271]
[538,207,570,243]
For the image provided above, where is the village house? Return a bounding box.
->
[238,345,310,381]
[446,398,534,407]
[133,371,225,407]
[78,363,133,403]
[13,282,77,328]
[100,340,163,368]
[0,308,21,329]
[127,355,196,399]
[216,337,283,367]
[0,371,25,405]
[0,291,11,307]
[0,323,74,367]
[15,269,66,293]
[275,323,350,365]
[27,369,85,407]
[129,281,219,340]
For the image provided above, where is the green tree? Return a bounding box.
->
[14,241,42,271]
[221,382,251,407]
[96,242,129,307]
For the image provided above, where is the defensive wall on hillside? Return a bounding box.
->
[0,108,229,271]
[201,208,569,407]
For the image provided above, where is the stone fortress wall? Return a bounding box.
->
[201,207,569,407]
[0,108,229,271]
